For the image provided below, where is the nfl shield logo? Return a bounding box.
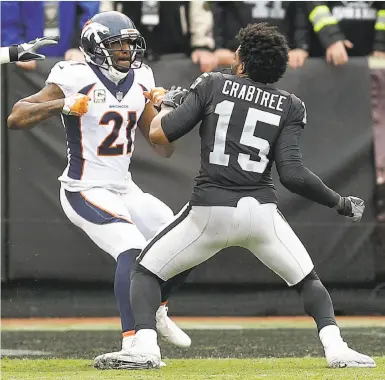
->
[116,91,123,101]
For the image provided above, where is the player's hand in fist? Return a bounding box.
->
[161,86,189,109]
[334,196,365,222]
[144,87,167,107]
[62,93,90,116]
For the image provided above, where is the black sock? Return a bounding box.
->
[114,249,141,333]
[294,269,337,332]
[130,263,163,331]
[160,269,192,303]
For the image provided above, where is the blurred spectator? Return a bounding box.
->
[303,1,385,65]
[210,1,310,69]
[371,69,385,222]
[113,1,217,72]
[1,1,99,70]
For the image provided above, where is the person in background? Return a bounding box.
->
[303,1,385,65]
[1,1,99,70]
[113,1,217,73]
[210,1,310,69]
[371,69,385,223]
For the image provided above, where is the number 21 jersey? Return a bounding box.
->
[46,61,155,192]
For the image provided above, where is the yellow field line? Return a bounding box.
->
[2,316,385,331]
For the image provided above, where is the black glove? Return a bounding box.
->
[161,86,189,109]
[334,196,365,222]
[9,36,59,62]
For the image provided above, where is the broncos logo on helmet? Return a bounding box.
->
[80,11,146,81]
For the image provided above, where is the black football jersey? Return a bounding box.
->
[161,72,307,207]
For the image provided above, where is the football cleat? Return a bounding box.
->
[94,335,163,370]
[156,304,191,348]
[325,343,376,368]
[94,350,162,370]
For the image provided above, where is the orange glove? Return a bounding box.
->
[62,93,90,116]
[144,87,167,107]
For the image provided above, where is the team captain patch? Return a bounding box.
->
[94,89,106,103]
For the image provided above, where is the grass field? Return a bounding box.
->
[2,316,385,379]
[3,358,385,380]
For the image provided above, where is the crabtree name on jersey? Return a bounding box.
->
[222,79,287,112]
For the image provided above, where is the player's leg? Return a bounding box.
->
[121,180,174,240]
[59,187,146,350]
[121,183,192,346]
[114,248,141,347]
[244,198,375,368]
[121,182,193,298]
[121,182,193,297]
[96,204,232,369]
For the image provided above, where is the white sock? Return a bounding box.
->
[136,329,158,345]
[156,303,168,316]
[122,335,135,351]
[319,325,344,350]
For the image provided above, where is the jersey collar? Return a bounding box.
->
[88,63,135,102]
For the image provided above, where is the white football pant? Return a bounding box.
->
[60,180,174,260]
[140,197,314,286]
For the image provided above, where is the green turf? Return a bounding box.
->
[2,327,384,379]
[2,358,384,380]
[2,328,385,359]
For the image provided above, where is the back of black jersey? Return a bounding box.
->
[190,72,294,206]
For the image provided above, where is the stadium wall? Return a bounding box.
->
[1,56,382,286]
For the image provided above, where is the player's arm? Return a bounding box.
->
[7,84,66,130]
[8,83,89,130]
[0,47,15,65]
[149,88,203,145]
[275,121,341,207]
[138,102,175,158]
[275,110,364,221]
[0,37,59,65]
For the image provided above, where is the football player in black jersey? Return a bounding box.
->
[95,23,375,370]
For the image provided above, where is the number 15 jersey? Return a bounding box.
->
[46,61,155,192]
[160,72,307,207]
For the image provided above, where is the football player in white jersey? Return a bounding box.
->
[7,11,191,363]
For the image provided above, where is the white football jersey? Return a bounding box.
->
[46,60,155,192]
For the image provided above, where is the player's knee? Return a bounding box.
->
[131,262,164,285]
[114,249,141,289]
[293,269,320,293]
[116,248,141,265]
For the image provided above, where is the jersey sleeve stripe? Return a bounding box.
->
[63,83,96,180]
[63,114,84,180]
[79,83,97,95]
[138,83,149,103]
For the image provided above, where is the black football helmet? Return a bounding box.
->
[80,11,146,79]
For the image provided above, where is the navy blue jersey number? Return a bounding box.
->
[98,111,137,156]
